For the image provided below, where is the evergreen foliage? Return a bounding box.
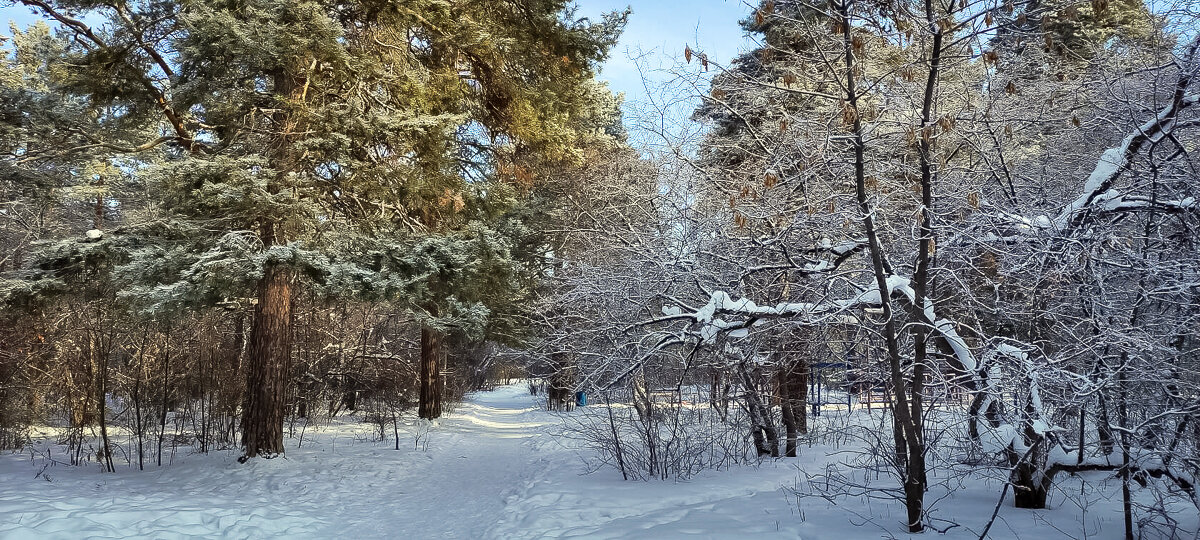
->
[1,0,626,456]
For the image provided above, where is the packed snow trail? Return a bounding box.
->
[1,383,1184,539]
[0,384,557,539]
[0,384,816,539]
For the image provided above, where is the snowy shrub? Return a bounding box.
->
[560,387,754,481]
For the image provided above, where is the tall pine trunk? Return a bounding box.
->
[241,263,293,458]
[240,64,305,459]
[419,323,443,420]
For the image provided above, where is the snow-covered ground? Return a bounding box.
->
[0,383,1192,539]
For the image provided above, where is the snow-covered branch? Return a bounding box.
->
[1052,96,1199,233]
[654,273,984,392]
[970,34,1200,241]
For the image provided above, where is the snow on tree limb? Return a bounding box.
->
[968,34,1200,240]
[666,273,984,390]
[1051,93,1199,232]
[1052,34,1200,232]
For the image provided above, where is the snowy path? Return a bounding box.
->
[0,384,561,539]
[0,383,1168,539]
[0,384,812,539]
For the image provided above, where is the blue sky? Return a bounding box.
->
[1,3,39,32]
[573,1,751,104]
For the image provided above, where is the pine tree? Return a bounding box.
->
[3,0,625,457]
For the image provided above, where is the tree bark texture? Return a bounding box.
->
[739,362,779,457]
[419,324,444,419]
[778,363,808,457]
[242,263,293,458]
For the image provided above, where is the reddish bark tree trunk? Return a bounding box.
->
[419,324,443,419]
[241,263,293,458]
[240,65,306,460]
